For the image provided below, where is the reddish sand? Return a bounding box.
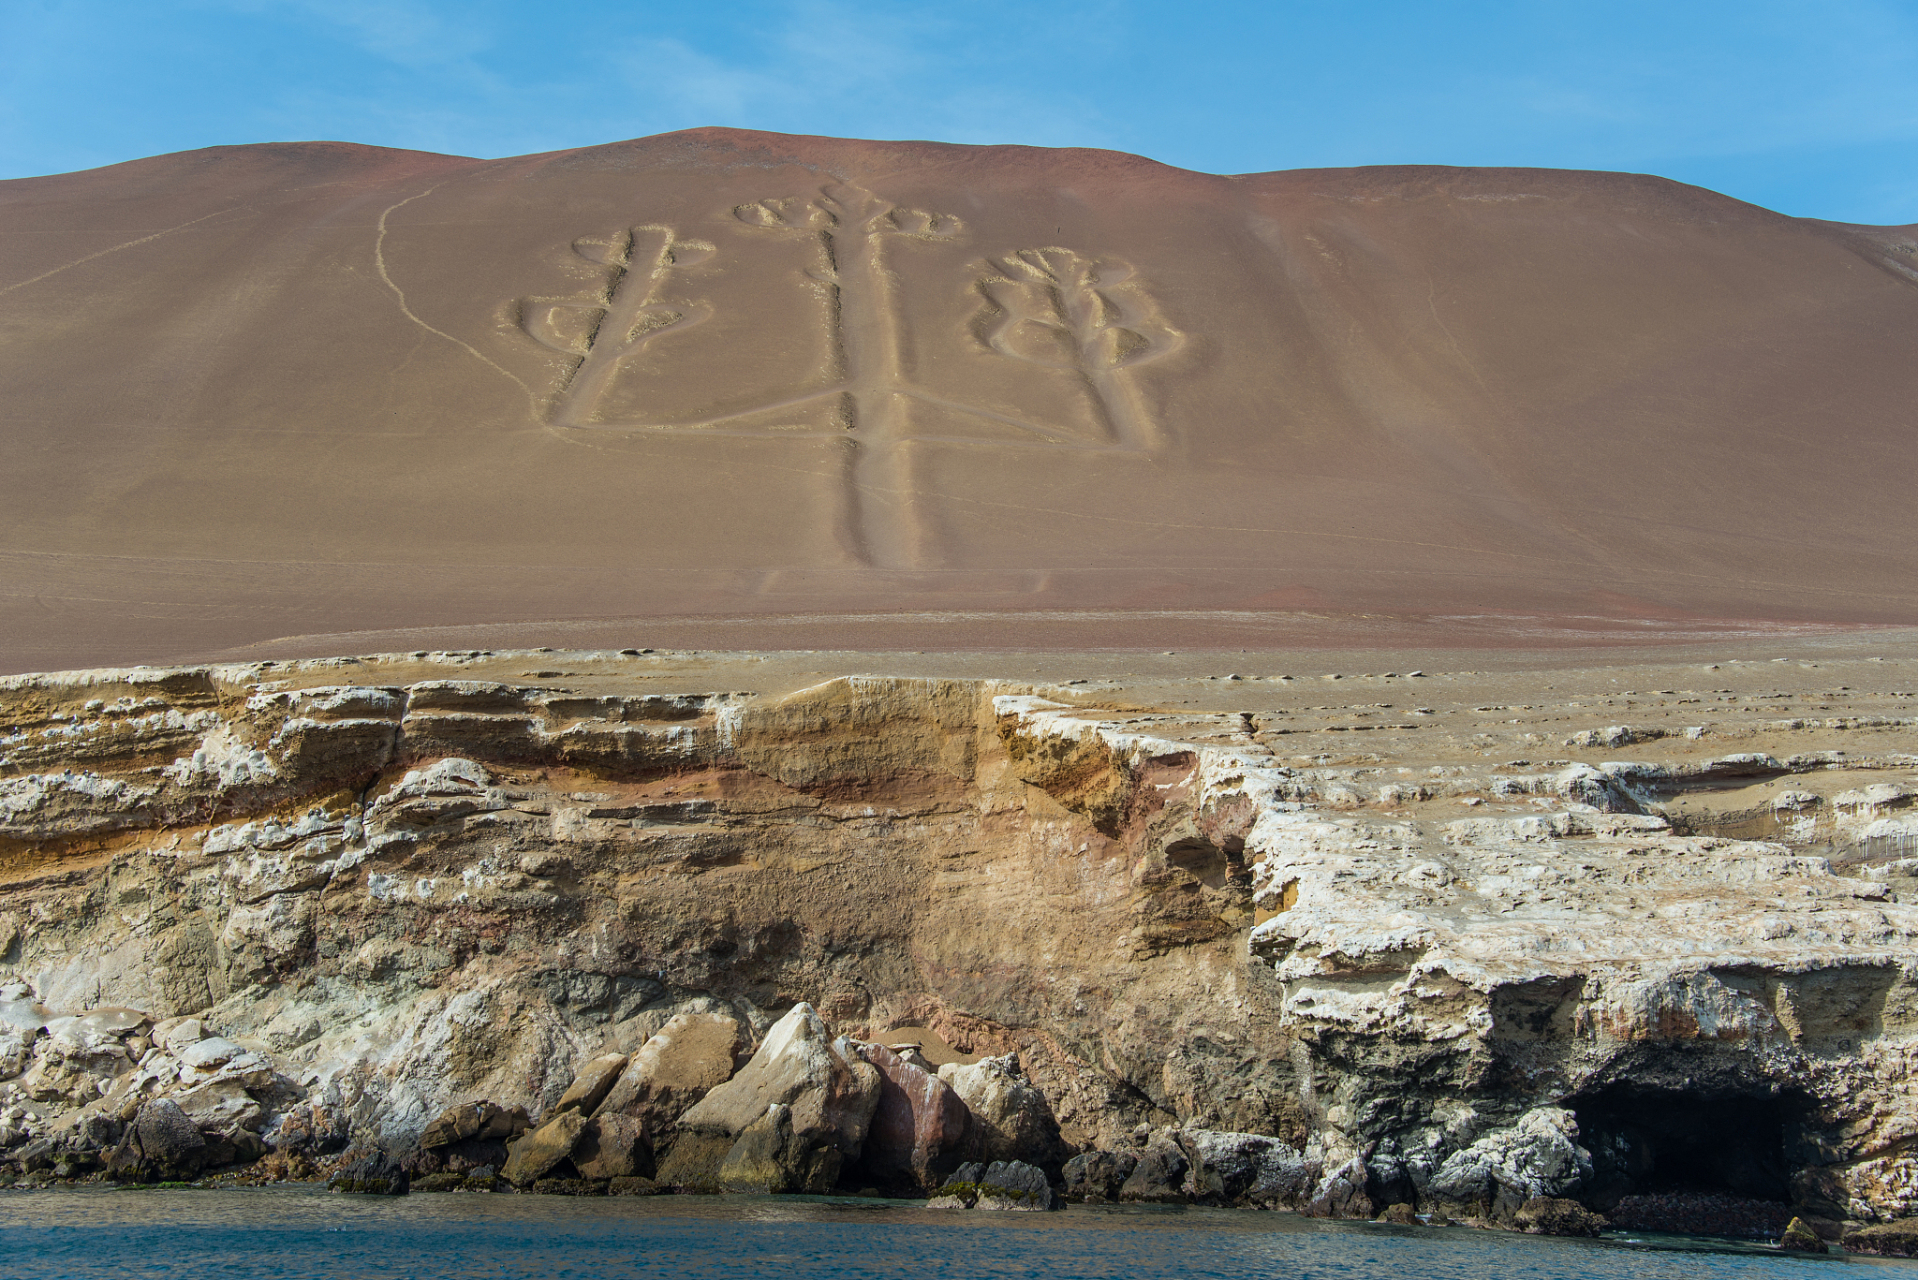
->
[2,129,1915,673]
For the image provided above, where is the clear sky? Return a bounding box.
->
[4,0,1917,223]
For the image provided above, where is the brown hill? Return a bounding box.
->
[2,128,1915,671]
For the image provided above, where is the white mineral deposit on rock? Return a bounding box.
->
[0,650,1913,1227]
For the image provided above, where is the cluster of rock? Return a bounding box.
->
[1842,1219,1918,1256]
[0,982,1065,1202]
[0,982,331,1184]
[1055,1105,1600,1229]
[930,1161,1056,1210]
[0,970,1626,1233]
[388,1002,1060,1200]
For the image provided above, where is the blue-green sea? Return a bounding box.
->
[0,1188,1903,1279]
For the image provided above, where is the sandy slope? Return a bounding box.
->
[2,129,1916,672]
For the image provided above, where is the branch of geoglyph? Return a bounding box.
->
[980,248,1174,374]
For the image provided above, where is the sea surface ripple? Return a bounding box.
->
[0,1188,1895,1278]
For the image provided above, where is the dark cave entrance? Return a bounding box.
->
[1570,1085,1800,1209]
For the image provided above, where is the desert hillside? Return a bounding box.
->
[2,129,1915,670]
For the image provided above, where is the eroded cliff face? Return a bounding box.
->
[3,652,1918,1224]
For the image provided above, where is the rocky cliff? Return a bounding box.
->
[3,650,1918,1231]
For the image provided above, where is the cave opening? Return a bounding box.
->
[1570,1085,1801,1210]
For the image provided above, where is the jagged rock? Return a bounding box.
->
[74,1112,122,1153]
[1513,1196,1606,1237]
[464,1166,499,1192]
[262,1011,322,1052]
[177,1037,244,1070]
[1554,764,1635,812]
[0,1031,31,1080]
[928,1159,1058,1210]
[1119,1132,1189,1203]
[53,1147,100,1179]
[200,1127,265,1168]
[412,1137,512,1177]
[1377,1202,1418,1224]
[20,1052,101,1105]
[1843,1218,1918,1256]
[1792,1214,1843,1243]
[1062,1149,1137,1202]
[151,1018,206,1051]
[373,758,500,826]
[1306,1156,1374,1219]
[481,1106,530,1140]
[936,1052,1061,1165]
[595,1012,751,1139]
[1426,1108,1591,1221]
[194,1131,247,1171]
[573,1113,649,1181]
[501,1109,587,1186]
[652,1132,734,1190]
[928,1161,986,1208]
[420,1101,504,1149]
[532,1177,600,1195]
[1250,1148,1322,1208]
[679,1003,880,1160]
[329,1149,410,1195]
[1567,726,1666,750]
[418,1105,469,1150]
[975,1160,1056,1211]
[413,1171,465,1192]
[554,1053,629,1116]
[107,1098,208,1182]
[855,1042,969,1189]
[717,1102,841,1194]
[174,1078,262,1135]
[609,1175,663,1195]
[1178,1129,1314,1206]
[261,1102,350,1158]
[1777,1216,1826,1252]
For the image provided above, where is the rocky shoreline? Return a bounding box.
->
[0,992,1776,1243]
[5,649,1918,1255]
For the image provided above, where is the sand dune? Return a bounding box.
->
[2,128,1915,672]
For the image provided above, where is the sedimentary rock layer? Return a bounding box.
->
[2,650,1918,1223]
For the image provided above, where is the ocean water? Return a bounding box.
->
[0,1188,1896,1279]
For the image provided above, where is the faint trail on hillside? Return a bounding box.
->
[0,206,246,298]
[374,185,539,417]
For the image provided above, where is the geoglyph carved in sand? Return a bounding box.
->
[513,184,1181,567]
[518,225,719,431]
[973,247,1181,455]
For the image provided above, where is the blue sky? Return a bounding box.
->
[4,0,1918,222]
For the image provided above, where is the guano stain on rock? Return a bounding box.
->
[1,650,1917,1228]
